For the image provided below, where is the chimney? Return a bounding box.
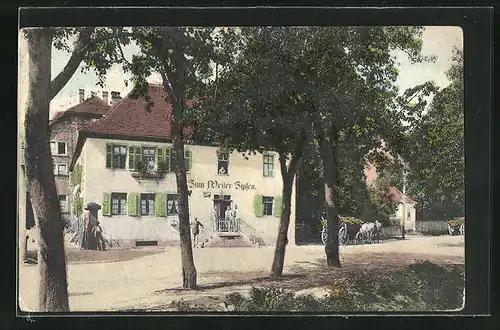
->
[79,89,85,103]
[91,91,97,97]
[102,91,109,104]
[111,91,122,106]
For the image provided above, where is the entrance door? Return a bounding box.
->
[213,195,231,232]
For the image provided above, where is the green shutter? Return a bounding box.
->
[253,194,263,217]
[158,148,164,163]
[129,146,136,170]
[102,192,111,216]
[128,193,138,216]
[166,147,171,172]
[274,196,283,218]
[155,193,166,217]
[185,150,192,172]
[106,144,113,168]
[135,147,141,169]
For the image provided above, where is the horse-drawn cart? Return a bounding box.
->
[321,217,365,246]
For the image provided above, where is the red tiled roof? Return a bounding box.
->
[50,96,110,124]
[70,84,196,171]
[81,84,182,139]
[386,186,417,204]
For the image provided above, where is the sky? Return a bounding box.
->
[18,26,463,119]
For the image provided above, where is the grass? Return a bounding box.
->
[168,260,464,312]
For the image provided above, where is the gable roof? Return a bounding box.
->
[80,84,178,139]
[49,96,111,125]
[386,186,417,204]
[69,84,195,171]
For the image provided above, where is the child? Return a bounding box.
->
[92,221,107,251]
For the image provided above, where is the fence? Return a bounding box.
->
[415,221,449,235]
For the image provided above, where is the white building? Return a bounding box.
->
[386,186,417,231]
[70,84,296,247]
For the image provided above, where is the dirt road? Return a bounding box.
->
[18,235,464,312]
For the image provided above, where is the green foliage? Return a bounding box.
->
[404,48,464,220]
[321,216,362,228]
[223,260,464,312]
[447,217,465,227]
[70,164,83,187]
[134,161,148,176]
[157,160,168,176]
[73,197,84,217]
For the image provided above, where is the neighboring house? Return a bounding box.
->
[49,90,111,215]
[386,186,417,231]
[69,84,296,247]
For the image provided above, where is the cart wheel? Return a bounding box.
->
[355,231,363,245]
[339,227,348,246]
[321,227,328,246]
[459,223,464,235]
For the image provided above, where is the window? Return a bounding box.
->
[59,195,68,213]
[184,150,191,173]
[217,151,229,175]
[128,146,142,170]
[142,147,156,172]
[50,141,67,155]
[140,193,155,215]
[111,193,127,215]
[262,196,274,216]
[112,145,127,169]
[54,163,68,176]
[167,194,178,215]
[263,154,274,177]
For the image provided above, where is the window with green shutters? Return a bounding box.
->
[128,146,142,170]
[154,193,166,217]
[262,196,274,216]
[165,147,171,172]
[106,144,113,168]
[157,148,170,174]
[102,192,111,216]
[253,194,263,217]
[127,192,139,216]
[106,144,127,169]
[274,196,283,218]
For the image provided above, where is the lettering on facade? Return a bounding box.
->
[188,179,257,191]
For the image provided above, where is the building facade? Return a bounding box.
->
[386,186,417,231]
[70,84,296,247]
[49,92,111,214]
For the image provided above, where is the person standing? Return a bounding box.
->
[92,221,106,251]
[224,205,232,232]
[191,218,204,247]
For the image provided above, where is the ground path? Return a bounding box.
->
[18,235,464,312]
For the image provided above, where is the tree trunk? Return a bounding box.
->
[270,116,310,278]
[314,119,341,268]
[171,121,197,288]
[270,169,295,278]
[24,28,69,311]
[165,46,197,288]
